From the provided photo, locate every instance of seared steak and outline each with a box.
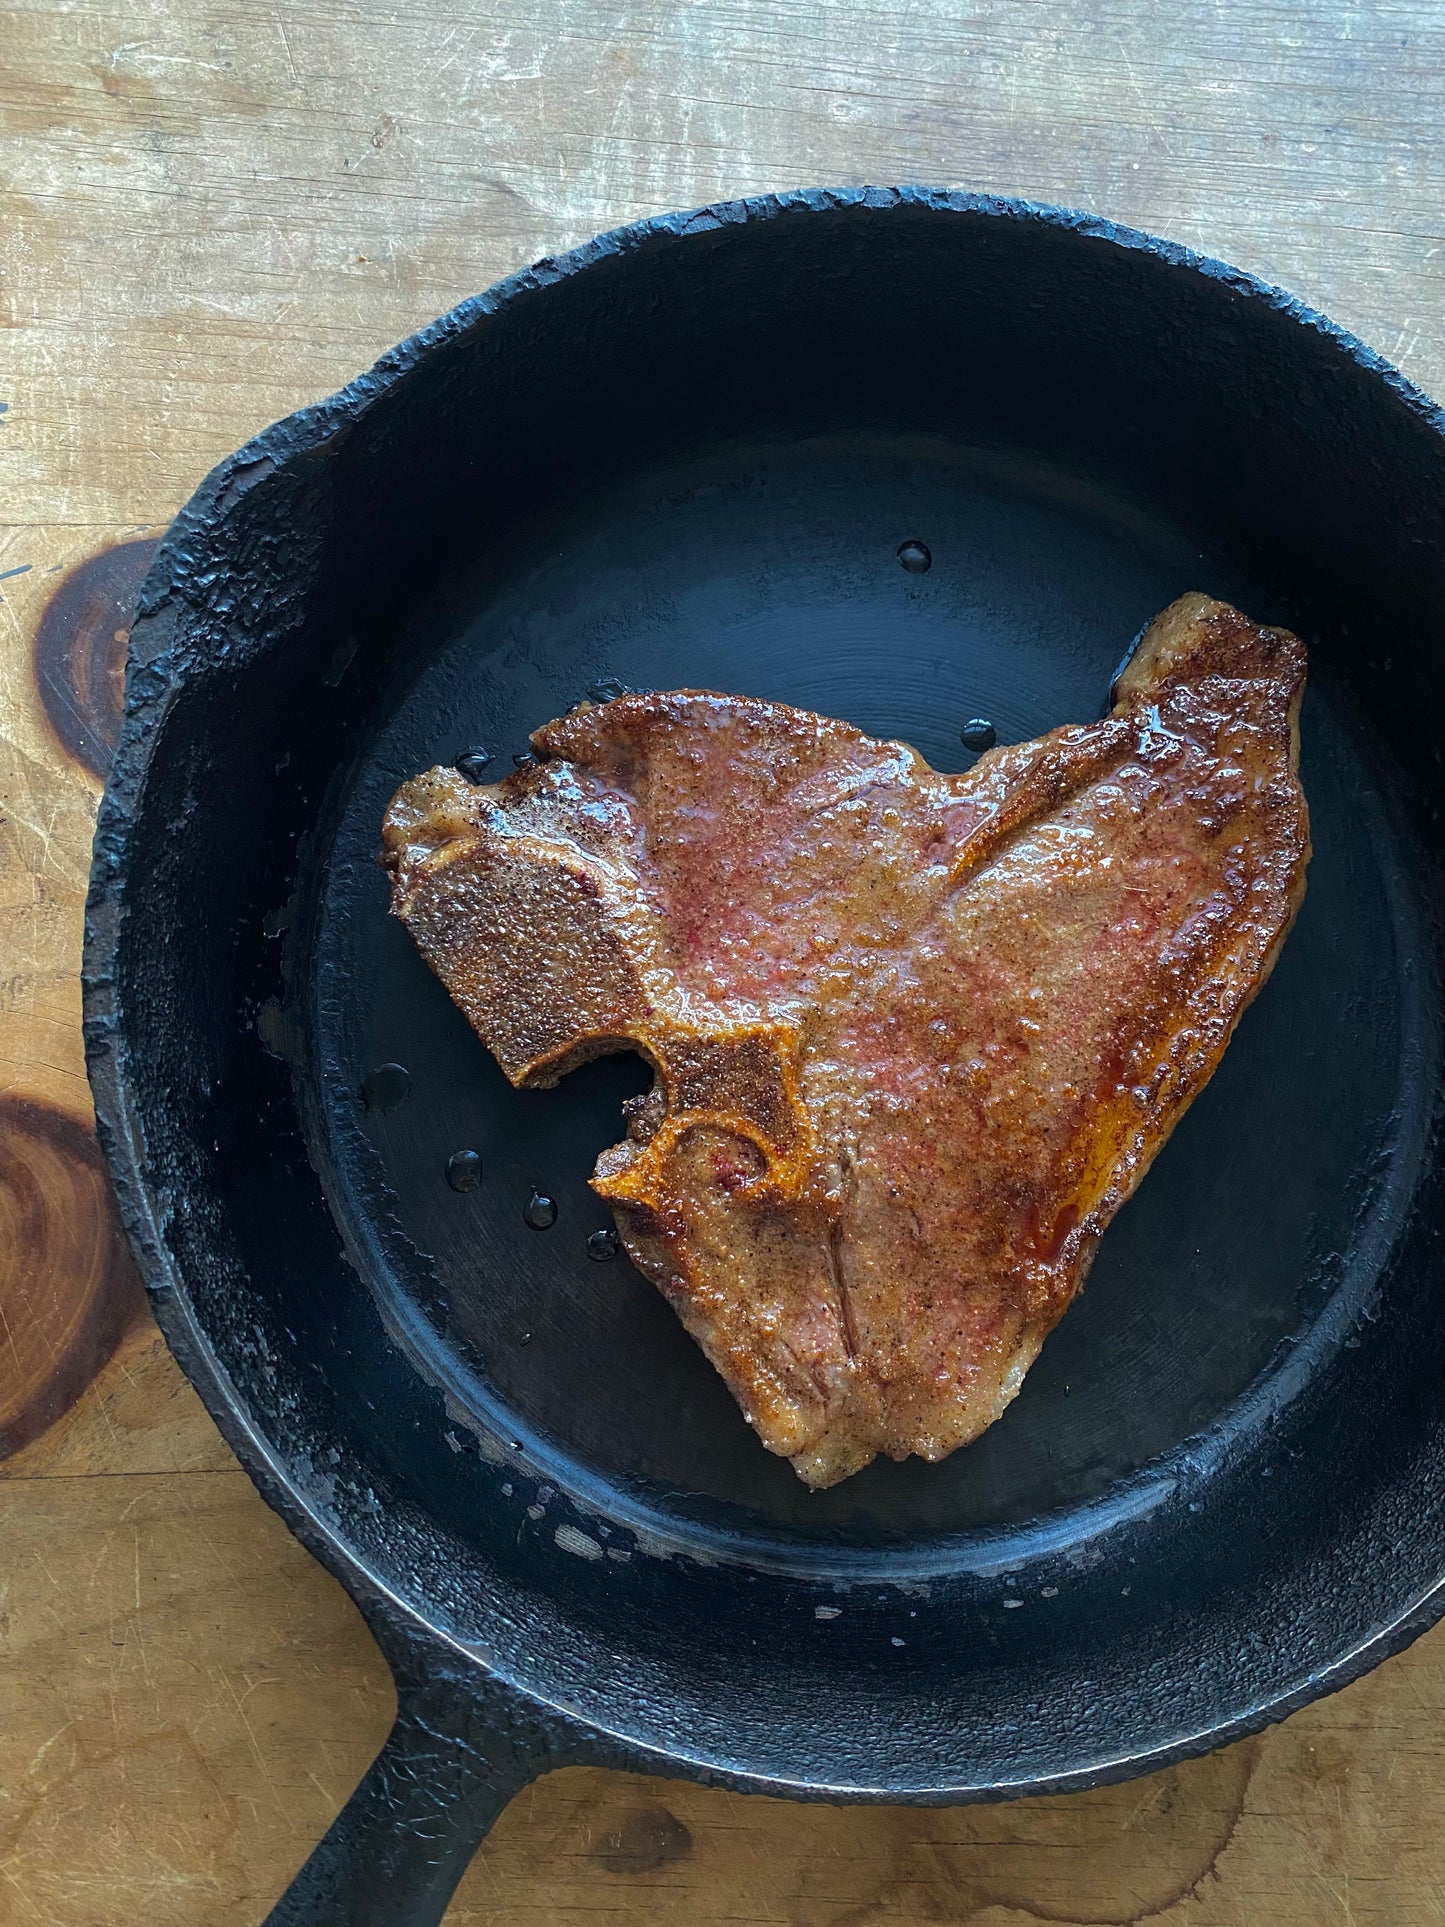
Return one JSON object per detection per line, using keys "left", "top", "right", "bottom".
{"left": 382, "top": 595, "right": 1309, "bottom": 1487}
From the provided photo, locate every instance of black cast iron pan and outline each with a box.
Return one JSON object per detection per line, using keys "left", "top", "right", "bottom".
{"left": 83, "top": 189, "right": 1445, "bottom": 1926}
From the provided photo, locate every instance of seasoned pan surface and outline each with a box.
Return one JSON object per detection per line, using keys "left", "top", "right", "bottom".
{"left": 325, "top": 436, "right": 1423, "bottom": 1547}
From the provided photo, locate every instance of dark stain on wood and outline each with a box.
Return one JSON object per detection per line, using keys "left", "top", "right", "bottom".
{"left": 594, "top": 1803, "right": 694, "bottom": 1875}
{"left": 33, "top": 537, "right": 160, "bottom": 779}
{"left": 0, "top": 1094, "right": 146, "bottom": 1458}
{"left": 763, "top": 1736, "right": 1261, "bottom": 1926}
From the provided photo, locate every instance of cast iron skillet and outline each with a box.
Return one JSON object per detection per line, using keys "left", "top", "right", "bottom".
{"left": 84, "top": 189, "right": 1445, "bottom": 1926}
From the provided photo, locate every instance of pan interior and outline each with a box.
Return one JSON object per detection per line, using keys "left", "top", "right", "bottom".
{"left": 307, "top": 423, "right": 1425, "bottom": 1553}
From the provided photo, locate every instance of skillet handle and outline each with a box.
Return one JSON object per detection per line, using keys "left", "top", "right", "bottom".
{"left": 262, "top": 1666, "right": 546, "bottom": 1927}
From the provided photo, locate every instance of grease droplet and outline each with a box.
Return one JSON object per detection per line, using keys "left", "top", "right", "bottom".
{"left": 588, "top": 676, "right": 631, "bottom": 703}
{"left": 587, "top": 1226, "right": 620, "bottom": 1261}
{"left": 454, "top": 747, "right": 494, "bottom": 782}
{"left": 513, "top": 750, "right": 539, "bottom": 769}
{"left": 446, "top": 1149, "right": 482, "bottom": 1192}
{"left": 897, "top": 539, "right": 932, "bottom": 574}
{"left": 960, "top": 717, "right": 997, "bottom": 751}
{"left": 361, "top": 1063, "right": 410, "bottom": 1113}
{"left": 524, "top": 1190, "right": 558, "bottom": 1230}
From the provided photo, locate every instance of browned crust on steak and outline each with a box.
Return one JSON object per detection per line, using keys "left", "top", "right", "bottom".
{"left": 382, "top": 594, "right": 1309, "bottom": 1487}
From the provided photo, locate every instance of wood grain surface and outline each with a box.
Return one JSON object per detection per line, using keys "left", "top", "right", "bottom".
{"left": 4, "top": 2, "right": 1445, "bottom": 1921}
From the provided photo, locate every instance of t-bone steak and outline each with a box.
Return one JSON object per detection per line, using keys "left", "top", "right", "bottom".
{"left": 381, "top": 594, "right": 1309, "bottom": 1487}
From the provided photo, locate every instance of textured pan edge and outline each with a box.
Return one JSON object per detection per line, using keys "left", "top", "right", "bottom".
{"left": 82, "top": 185, "right": 1445, "bottom": 1801}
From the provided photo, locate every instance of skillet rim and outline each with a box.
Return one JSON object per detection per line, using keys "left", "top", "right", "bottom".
{"left": 82, "top": 183, "right": 1445, "bottom": 1802}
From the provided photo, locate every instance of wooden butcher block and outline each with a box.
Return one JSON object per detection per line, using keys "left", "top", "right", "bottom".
{"left": 4, "top": 2, "right": 1445, "bottom": 1919}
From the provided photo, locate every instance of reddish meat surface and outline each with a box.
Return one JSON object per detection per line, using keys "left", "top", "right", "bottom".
{"left": 382, "top": 594, "right": 1309, "bottom": 1487}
